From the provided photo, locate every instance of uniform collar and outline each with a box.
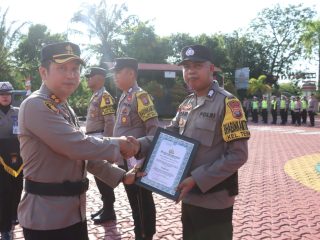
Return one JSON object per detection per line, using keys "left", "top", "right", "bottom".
{"left": 94, "top": 86, "right": 105, "bottom": 95}
{"left": 39, "top": 84, "right": 63, "bottom": 104}
{"left": 125, "top": 82, "right": 139, "bottom": 94}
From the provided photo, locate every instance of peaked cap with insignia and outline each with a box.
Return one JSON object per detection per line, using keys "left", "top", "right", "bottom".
{"left": 178, "top": 44, "right": 213, "bottom": 65}
{"left": 41, "top": 42, "right": 85, "bottom": 65}
{"left": 85, "top": 67, "right": 107, "bottom": 78}
{"left": 110, "top": 57, "right": 138, "bottom": 72}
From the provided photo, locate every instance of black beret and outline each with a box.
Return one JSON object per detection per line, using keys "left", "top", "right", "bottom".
{"left": 110, "top": 57, "right": 138, "bottom": 72}
{"left": 41, "top": 42, "right": 85, "bottom": 65}
{"left": 0, "top": 81, "right": 13, "bottom": 94}
{"left": 85, "top": 67, "right": 107, "bottom": 78}
{"left": 178, "top": 44, "right": 213, "bottom": 65}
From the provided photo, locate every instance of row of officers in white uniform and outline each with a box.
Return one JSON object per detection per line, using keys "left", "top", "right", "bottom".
{"left": 242, "top": 95, "right": 318, "bottom": 126}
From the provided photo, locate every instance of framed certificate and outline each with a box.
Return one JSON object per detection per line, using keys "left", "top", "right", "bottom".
{"left": 136, "top": 128, "right": 199, "bottom": 200}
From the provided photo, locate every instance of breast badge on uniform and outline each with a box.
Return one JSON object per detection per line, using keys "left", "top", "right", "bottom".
{"left": 136, "top": 91, "right": 158, "bottom": 122}
{"left": 127, "top": 94, "right": 133, "bottom": 102}
{"left": 44, "top": 100, "right": 59, "bottom": 114}
{"left": 121, "top": 115, "right": 129, "bottom": 125}
{"left": 222, "top": 97, "right": 250, "bottom": 142}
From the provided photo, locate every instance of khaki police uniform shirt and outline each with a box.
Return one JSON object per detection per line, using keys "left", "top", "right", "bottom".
{"left": 113, "top": 83, "right": 159, "bottom": 165}
{"left": 86, "top": 87, "right": 115, "bottom": 136}
{"left": 18, "top": 84, "right": 125, "bottom": 230}
{"left": 139, "top": 81, "right": 249, "bottom": 209}
{"left": 308, "top": 98, "right": 318, "bottom": 112}
{"left": 0, "top": 105, "right": 19, "bottom": 138}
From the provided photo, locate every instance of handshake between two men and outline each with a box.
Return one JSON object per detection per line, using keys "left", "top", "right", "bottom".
{"left": 117, "top": 136, "right": 145, "bottom": 184}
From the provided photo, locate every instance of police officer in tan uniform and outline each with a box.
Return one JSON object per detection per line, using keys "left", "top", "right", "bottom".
{"left": 85, "top": 66, "right": 117, "bottom": 224}
{"left": 0, "top": 82, "right": 23, "bottom": 240}
{"left": 112, "top": 58, "right": 159, "bottom": 240}
{"left": 17, "top": 42, "right": 142, "bottom": 240}
{"left": 135, "top": 45, "right": 250, "bottom": 240}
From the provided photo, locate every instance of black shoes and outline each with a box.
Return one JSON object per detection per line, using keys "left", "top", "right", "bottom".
{"left": 92, "top": 209, "right": 116, "bottom": 224}
{"left": 90, "top": 208, "right": 103, "bottom": 219}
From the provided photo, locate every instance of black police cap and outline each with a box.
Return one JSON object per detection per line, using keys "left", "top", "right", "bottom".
{"left": 178, "top": 44, "right": 213, "bottom": 65}
{"left": 85, "top": 67, "right": 107, "bottom": 78}
{"left": 110, "top": 57, "right": 138, "bottom": 72}
{"left": 41, "top": 42, "right": 85, "bottom": 65}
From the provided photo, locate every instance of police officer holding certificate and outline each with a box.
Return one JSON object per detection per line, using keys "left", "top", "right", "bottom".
{"left": 134, "top": 45, "right": 250, "bottom": 240}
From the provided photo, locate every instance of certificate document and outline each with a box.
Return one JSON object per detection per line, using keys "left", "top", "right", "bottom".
{"left": 136, "top": 128, "right": 199, "bottom": 200}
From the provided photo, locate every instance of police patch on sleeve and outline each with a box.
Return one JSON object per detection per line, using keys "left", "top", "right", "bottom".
{"left": 222, "top": 97, "right": 250, "bottom": 142}
{"left": 136, "top": 91, "right": 158, "bottom": 122}
{"left": 100, "top": 93, "right": 115, "bottom": 116}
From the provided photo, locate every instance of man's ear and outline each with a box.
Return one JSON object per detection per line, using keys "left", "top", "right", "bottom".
{"left": 210, "top": 63, "right": 215, "bottom": 72}
{"left": 39, "top": 66, "right": 48, "bottom": 80}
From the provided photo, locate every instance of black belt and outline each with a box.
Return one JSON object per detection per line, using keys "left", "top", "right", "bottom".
{"left": 190, "top": 172, "right": 238, "bottom": 196}
{"left": 25, "top": 178, "right": 89, "bottom": 196}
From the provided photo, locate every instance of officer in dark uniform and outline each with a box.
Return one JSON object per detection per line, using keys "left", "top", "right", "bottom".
{"left": 112, "top": 58, "right": 159, "bottom": 240}
{"left": 135, "top": 45, "right": 250, "bottom": 240}
{"left": 0, "top": 82, "right": 23, "bottom": 240}
{"left": 85, "top": 67, "right": 117, "bottom": 224}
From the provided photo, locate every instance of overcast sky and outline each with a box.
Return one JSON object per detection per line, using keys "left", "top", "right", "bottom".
{"left": 2, "top": 0, "right": 320, "bottom": 36}
{"left": 2, "top": 0, "right": 319, "bottom": 74}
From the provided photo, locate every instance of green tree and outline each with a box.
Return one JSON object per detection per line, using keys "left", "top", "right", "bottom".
{"left": 301, "top": 19, "right": 320, "bottom": 89}
{"left": 70, "top": 0, "right": 139, "bottom": 63}
{"left": 0, "top": 7, "right": 27, "bottom": 88}
{"left": 248, "top": 75, "right": 272, "bottom": 98}
{"left": 249, "top": 4, "right": 315, "bottom": 77}
{"left": 121, "top": 22, "right": 170, "bottom": 63}
{"left": 14, "top": 24, "right": 66, "bottom": 90}
{"left": 166, "top": 33, "right": 195, "bottom": 63}
{"left": 223, "top": 31, "right": 269, "bottom": 80}
{"left": 196, "top": 33, "right": 227, "bottom": 68}
{"left": 279, "top": 82, "right": 300, "bottom": 96}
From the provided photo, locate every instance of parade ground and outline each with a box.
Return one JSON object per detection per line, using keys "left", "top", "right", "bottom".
{"left": 12, "top": 119, "right": 320, "bottom": 240}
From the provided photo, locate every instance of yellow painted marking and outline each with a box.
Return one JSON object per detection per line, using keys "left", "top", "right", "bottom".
{"left": 284, "top": 153, "right": 320, "bottom": 192}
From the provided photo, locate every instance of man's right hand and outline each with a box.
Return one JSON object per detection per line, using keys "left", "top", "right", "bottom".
{"left": 118, "top": 136, "right": 140, "bottom": 159}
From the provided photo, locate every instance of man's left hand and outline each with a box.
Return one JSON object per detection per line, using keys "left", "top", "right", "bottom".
{"left": 176, "top": 177, "right": 196, "bottom": 203}
{"left": 122, "top": 167, "right": 146, "bottom": 185}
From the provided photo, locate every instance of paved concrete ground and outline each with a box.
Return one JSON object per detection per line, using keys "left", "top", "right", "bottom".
{"left": 12, "top": 119, "right": 320, "bottom": 239}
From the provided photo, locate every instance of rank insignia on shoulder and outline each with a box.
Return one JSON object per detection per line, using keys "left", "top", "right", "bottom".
{"left": 207, "top": 89, "right": 215, "bottom": 98}
{"left": 222, "top": 97, "right": 250, "bottom": 142}
{"left": 50, "top": 94, "right": 61, "bottom": 103}
{"left": 44, "top": 101, "right": 59, "bottom": 114}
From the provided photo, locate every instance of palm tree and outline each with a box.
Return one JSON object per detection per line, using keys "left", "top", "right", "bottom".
{"left": 248, "top": 75, "right": 272, "bottom": 98}
{"left": 301, "top": 20, "right": 320, "bottom": 89}
{"left": 70, "top": 0, "right": 139, "bottom": 63}
{"left": 0, "top": 7, "right": 27, "bottom": 86}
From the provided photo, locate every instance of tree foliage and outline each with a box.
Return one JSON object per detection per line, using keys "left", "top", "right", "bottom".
{"left": 14, "top": 24, "right": 66, "bottom": 90}
{"left": 300, "top": 19, "right": 320, "bottom": 89}
{"left": 121, "top": 22, "right": 170, "bottom": 63}
{"left": 248, "top": 75, "right": 272, "bottom": 97}
{"left": 249, "top": 4, "right": 316, "bottom": 77}
{"left": 0, "top": 7, "right": 27, "bottom": 88}
{"left": 70, "top": 0, "right": 139, "bottom": 63}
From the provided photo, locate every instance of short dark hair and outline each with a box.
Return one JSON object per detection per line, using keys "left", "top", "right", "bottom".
{"left": 41, "top": 59, "right": 52, "bottom": 70}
